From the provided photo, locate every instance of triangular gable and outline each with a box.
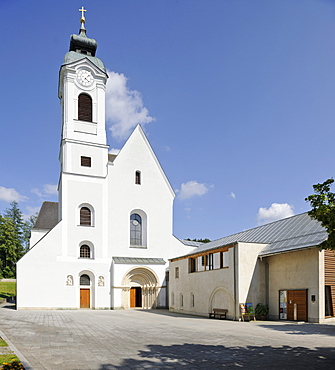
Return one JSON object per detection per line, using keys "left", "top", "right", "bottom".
{"left": 112, "top": 125, "right": 175, "bottom": 197}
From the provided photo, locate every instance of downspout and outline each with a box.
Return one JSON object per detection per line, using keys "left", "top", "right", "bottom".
{"left": 265, "top": 260, "right": 269, "bottom": 307}
{"left": 233, "top": 243, "right": 238, "bottom": 320}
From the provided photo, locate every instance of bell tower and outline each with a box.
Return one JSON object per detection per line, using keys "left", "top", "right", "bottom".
{"left": 57, "top": 8, "right": 109, "bottom": 256}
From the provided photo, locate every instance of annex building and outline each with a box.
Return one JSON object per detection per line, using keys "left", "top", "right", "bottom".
{"left": 17, "top": 13, "right": 335, "bottom": 323}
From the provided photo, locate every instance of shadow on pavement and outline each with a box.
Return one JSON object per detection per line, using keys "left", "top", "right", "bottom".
{"left": 259, "top": 323, "right": 335, "bottom": 337}
{"left": 99, "top": 343, "right": 335, "bottom": 369}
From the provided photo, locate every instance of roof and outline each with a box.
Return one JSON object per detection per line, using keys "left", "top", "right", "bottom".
{"left": 33, "top": 202, "right": 58, "bottom": 230}
{"left": 113, "top": 257, "right": 166, "bottom": 265}
{"left": 179, "top": 212, "right": 327, "bottom": 258}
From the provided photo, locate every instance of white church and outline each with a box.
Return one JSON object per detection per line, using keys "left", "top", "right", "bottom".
{"left": 16, "top": 13, "right": 196, "bottom": 310}
{"left": 17, "top": 12, "right": 335, "bottom": 322}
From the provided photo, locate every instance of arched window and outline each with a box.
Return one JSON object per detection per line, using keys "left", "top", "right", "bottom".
{"left": 130, "top": 213, "right": 142, "bottom": 246}
{"left": 78, "top": 93, "right": 92, "bottom": 122}
{"left": 80, "top": 245, "right": 91, "bottom": 258}
{"left": 80, "top": 207, "right": 91, "bottom": 226}
{"left": 80, "top": 274, "right": 90, "bottom": 286}
{"left": 135, "top": 171, "right": 141, "bottom": 185}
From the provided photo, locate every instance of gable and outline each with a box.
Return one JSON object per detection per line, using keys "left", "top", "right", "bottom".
{"left": 110, "top": 125, "right": 175, "bottom": 197}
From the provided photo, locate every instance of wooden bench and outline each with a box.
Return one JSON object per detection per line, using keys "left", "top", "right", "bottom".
{"left": 209, "top": 308, "right": 228, "bottom": 319}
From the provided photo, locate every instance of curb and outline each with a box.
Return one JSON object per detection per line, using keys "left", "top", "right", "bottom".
{"left": 0, "top": 329, "right": 34, "bottom": 370}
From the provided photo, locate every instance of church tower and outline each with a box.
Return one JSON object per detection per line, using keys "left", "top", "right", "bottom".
{"left": 57, "top": 9, "right": 109, "bottom": 257}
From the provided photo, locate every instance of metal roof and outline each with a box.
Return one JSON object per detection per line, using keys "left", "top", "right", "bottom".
{"left": 112, "top": 257, "right": 166, "bottom": 265}
{"left": 181, "top": 212, "right": 327, "bottom": 258}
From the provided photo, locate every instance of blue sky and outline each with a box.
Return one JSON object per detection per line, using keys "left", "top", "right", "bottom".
{"left": 1, "top": 0, "right": 334, "bottom": 241}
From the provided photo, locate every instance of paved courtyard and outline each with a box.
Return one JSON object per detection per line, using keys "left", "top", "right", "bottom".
{"left": 0, "top": 304, "right": 335, "bottom": 369}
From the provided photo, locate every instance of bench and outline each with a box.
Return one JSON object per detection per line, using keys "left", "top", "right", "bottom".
{"left": 209, "top": 308, "right": 228, "bottom": 319}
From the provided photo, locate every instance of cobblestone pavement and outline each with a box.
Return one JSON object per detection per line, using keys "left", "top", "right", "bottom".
{"left": 0, "top": 304, "right": 335, "bottom": 369}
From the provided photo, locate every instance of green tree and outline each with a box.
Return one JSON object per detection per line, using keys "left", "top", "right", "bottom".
{"left": 3, "top": 201, "right": 25, "bottom": 258}
{"left": 186, "top": 238, "right": 211, "bottom": 243}
{"left": 305, "top": 178, "right": 335, "bottom": 250}
{"left": 22, "top": 214, "right": 38, "bottom": 251}
{"left": 0, "top": 216, "right": 19, "bottom": 278}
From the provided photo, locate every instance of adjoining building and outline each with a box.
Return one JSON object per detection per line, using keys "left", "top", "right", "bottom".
{"left": 169, "top": 212, "right": 335, "bottom": 323}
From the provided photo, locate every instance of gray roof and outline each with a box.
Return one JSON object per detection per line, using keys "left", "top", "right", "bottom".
{"left": 63, "top": 51, "right": 106, "bottom": 73}
{"left": 113, "top": 257, "right": 166, "bottom": 265}
{"left": 33, "top": 202, "right": 59, "bottom": 230}
{"left": 182, "top": 213, "right": 327, "bottom": 258}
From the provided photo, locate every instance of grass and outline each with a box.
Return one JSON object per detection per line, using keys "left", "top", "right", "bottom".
{"left": 0, "top": 282, "right": 16, "bottom": 300}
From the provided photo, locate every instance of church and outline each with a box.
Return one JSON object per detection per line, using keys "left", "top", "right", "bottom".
{"left": 16, "top": 12, "right": 196, "bottom": 310}
{"left": 17, "top": 11, "right": 335, "bottom": 323}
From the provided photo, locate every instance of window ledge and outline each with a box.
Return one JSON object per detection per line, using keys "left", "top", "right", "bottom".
{"left": 129, "top": 245, "right": 147, "bottom": 249}
{"left": 77, "top": 225, "right": 94, "bottom": 227}
{"left": 78, "top": 257, "right": 94, "bottom": 260}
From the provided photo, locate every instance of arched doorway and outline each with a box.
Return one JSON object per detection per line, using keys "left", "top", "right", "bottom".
{"left": 121, "top": 267, "right": 159, "bottom": 309}
{"left": 79, "top": 271, "right": 94, "bottom": 308}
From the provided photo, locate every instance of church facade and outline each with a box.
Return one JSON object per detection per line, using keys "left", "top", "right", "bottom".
{"left": 16, "top": 17, "right": 195, "bottom": 310}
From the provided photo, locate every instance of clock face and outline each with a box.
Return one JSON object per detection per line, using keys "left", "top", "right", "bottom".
{"left": 77, "top": 69, "right": 93, "bottom": 87}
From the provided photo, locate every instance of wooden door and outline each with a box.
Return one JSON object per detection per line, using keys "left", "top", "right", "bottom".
{"left": 130, "top": 287, "right": 136, "bottom": 308}
{"left": 80, "top": 289, "right": 90, "bottom": 308}
{"left": 287, "top": 290, "right": 307, "bottom": 321}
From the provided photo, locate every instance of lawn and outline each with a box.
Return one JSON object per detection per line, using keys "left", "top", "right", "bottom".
{"left": 0, "top": 282, "right": 16, "bottom": 300}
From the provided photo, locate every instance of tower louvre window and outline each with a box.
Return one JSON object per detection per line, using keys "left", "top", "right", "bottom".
{"left": 81, "top": 156, "right": 91, "bottom": 167}
{"left": 78, "top": 93, "right": 92, "bottom": 122}
{"left": 80, "top": 207, "right": 91, "bottom": 226}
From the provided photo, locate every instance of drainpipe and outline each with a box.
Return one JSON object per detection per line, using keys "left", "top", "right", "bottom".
{"left": 233, "top": 244, "right": 237, "bottom": 320}
{"left": 265, "top": 261, "right": 269, "bottom": 307}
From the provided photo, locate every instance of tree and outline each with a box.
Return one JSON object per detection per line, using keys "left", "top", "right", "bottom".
{"left": 3, "top": 201, "right": 25, "bottom": 258}
{"left": 186, "top": 238, "right": 211, "bottom": 243}
{"left": 305, "top": 178, "right": 335, "bottom": 250}
{"left": 22, "top": 214, "right": 38, "bottom": 251}
{"left": 0, "top": 202, "right": 36, "bottom": 277}
{"left": 0, "top": 216, "right": 19, "bottom": 278}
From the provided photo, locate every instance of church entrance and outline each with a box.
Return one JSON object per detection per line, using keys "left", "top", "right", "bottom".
{"left": 80, "top": 289, "right": 90, "bottom": 308}
{"left": 130, "top": 287, "right": 142, "bottom": 307}
{"left": 122, "top": 267, "right": 159, "bottom": 309}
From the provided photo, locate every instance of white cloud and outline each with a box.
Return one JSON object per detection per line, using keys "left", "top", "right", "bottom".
{"left": 230, "top": 192, "right": 236, "bottom": 199}
{"left": 32, "top": 184, "right": 58, "bottom": 198}
{"left": 257, "top": 203, "right": 294, "bottom": 224}
{"left": 105, "top": 71, "right": 155, "bottom": 140}
{"left": 109, "top": 148, "right": 120, "bottom": 155}
{"left": 178, "top": 181, "right": 212, "bottom": 200}
{"left": 0, "top": 186, "right": 27, "bottom": 202}
{"left": 22, "top": 206, "right": 41, "bottom": 220}
{"left": 43, "top": 184, "right": 58, "bottom": 195}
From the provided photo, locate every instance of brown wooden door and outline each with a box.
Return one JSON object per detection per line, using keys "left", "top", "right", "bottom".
{"left": 287, "top": 290, "right": 307, "bottom": 321}
{"left": 130, "top": 287, "right": 136, "bottom": 308}
{"left": 80, "top": 289, "right": 90, "bottom": 308}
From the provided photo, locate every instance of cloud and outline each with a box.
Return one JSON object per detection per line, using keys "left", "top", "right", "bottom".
{"left": 32, "top": 184, "right": 58, "bottom": 198}
{"left": 177, "top": 181, "right": 212, "bottom": 200}
{"left": 109, "top": 148, "right": 120, "bottom": 155}
{"left": 105, "top": 71, "right": 155, "bottom": 140}
{"left": 257, "top": 203, "right": 294, "bottom": 224}
{"left": 43, "top": 184, "right": 58, "bottom": 195}
{"left": 0, "top": 186, "right": 27, "bottom": 202}
{"left": 230, "top": 192, "right": 236, "bottom": 199}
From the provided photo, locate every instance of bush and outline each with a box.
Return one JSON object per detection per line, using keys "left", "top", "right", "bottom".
{"left": 2, "top": 359, "right": 24, "bottom": 369}
{"left": 255, "top": 303, "right": 269, "bottom": 316}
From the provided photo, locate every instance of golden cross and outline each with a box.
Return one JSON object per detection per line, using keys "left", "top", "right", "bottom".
{"left": 79, "top": 6, "right": 87, "bottom": 22}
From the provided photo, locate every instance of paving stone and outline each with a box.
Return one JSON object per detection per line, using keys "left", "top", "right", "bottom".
{"left": 0, "top": 306, "right": 335, "bottom": 369}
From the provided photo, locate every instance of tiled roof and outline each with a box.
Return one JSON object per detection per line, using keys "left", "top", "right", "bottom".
{"left": 33, "top": 202, "right": 59, "bottom": 230}
{"left": 182, "top": 212, "right": 327, "bottom": 258}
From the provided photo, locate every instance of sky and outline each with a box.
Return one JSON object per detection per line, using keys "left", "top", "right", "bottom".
{"left": 1, "top": 0, "right": 335, "bottom": 241}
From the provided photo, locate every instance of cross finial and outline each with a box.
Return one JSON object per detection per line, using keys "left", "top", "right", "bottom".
{"left": 79, "top": 6, "right": 87, "bottom": 25}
